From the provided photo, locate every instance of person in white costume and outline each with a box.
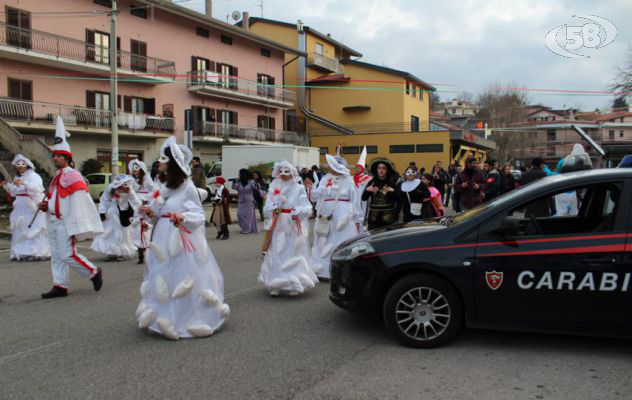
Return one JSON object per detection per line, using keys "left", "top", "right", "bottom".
{"left": 352, "top": 147, "right": 371, "bottom": 232}
{"left": 259, "top": 161, "right": 319, "bottom": 296}
{"left": 129, "top": 160, "right": 155, "bottom": 264}
{"left": 91, "top": 175, "right": 139, "bottom": 260}
{"left": 39, "top": 116, "right": 104, "bottom": 299}
{"left": 1, "top": 154, "right": 50, "bottom": 261}
{"left": 136, "top": 136, "right": 229, "bottom": 340}
{"left": 306, "top": 154, "right": 362, "bottom": 280}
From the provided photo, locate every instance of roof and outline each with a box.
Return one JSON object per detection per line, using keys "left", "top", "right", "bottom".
{"left": 238, "top": 17, "right": 362, "bottom": 57}
{"left": 340, "top": 59, "right": 436, "bottom": 91}
{"left": 579, "top": 111, "right": 632, "bottom": 122}
{"left": 138, "top": 0, "right": 305, "bottom": 56}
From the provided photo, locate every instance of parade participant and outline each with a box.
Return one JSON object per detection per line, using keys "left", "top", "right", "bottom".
{"left": 454, "top": 157, "right": 486, "bottom": 211}
{"left": 1, "top": 154, "right": 50, "bottom": 261}
{"left": 422, "top": 173, "right": 445, "bottom": 217}
{"left": 362, "top": 159, "right": 399, "bottom": 230}
{"left": 232, "top": 169, "right": 259, "bottom": 234}
{"left": 136, "top": 136, "right": 229, "bottom": 340}
{"left": 353, "top": 147, "right": 371, "bottom": 231}
{"left": 39, "top": 116, "right": 103, "bottom": 299}
{"left": 129, "top": 160, "right": 155, "bottom": 264}
{"left": 210, "top": 176, "right": 231, "bottom": 240}
{"left": 397, "top": 166, "right": 431, "bottom": 223}
{"left": 91, "top": 175, "right": 139, "bottom": 261}
{"left": 259, "top": 161, "right": 318, "bottom": 296}
{"left": 307, "top": 154, "right": 361, "bottom": 279}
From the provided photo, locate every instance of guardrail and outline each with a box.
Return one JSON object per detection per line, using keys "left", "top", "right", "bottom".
{"left": 0, "top": 98, "right": 174, "bottom": 132}
{"left": 0, "top": 22, "right": 176, "bottom": 77}
{"left": 188, "top": 70, "right": 296, "bottom": 104}
{"left": 199, "top": 121, "right": 309, "bottom": 145}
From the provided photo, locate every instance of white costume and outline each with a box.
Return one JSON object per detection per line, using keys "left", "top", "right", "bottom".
{"left": 46, "top": 116, "right": 103, "bottom": 292}
{"left": 259, "top": 161, "right": 318, "bottom": 296}
{"left": 137, "top": 136, "right": 228, "bottom": 340}
{"left": 311, "top": 155, "right": 362, "bottom": 279}
{"left": 3, "top": 155, "right": 50, "bottom": 260}
{"left": 91, "top": 175, "right": 139, "bottom": 259}
{"left": 128, "top": 160, "right": 155, "bottom": 250}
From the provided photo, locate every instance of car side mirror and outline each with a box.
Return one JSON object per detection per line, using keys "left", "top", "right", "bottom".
{"left": 494, "top": 216, "right": 520, "bottom": 236}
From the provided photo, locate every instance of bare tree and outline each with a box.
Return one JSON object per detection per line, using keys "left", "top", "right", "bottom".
{"left": 610, "top": 45, "right": 632, "bottom": 103}
{"left": 459, "top": 91, "right": 475, "bottom": 104}
{"left": 429, "top": 91, "right": 442, "bottom": 112}
{"left": 476, "top": 84, "right": 529, "bottom": 165}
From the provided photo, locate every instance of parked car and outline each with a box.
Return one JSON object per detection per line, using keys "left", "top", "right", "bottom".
{"left": 330, "top": 169, "right": 632, "bottom": 348}
{"left": 85, "top": 173, "right": 111, "bottom": 202}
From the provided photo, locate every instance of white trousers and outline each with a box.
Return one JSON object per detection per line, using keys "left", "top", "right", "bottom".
{"left": 48, "top": 217, "right": 98, "bottom": 289}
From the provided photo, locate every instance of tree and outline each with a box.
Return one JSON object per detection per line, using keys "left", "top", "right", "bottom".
{"left": 80, "top": 158, "right": 104, "bottom": 176}
{"left": 476, "top": 84, "right": 529, "bottom": 165}
{"left": 610, "top": 45, "right": 632, "bottom": 104}
{"left": 612, "top": 96, "right": 628, "bottom": 110}
{"left": 429, "top": 91, "right": 442, "bottom": 111}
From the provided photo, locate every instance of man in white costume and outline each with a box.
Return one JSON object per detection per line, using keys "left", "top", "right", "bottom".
{"left": 352, "top": 147, "right": 371, "bottom": 232}
{"left": 1, "top": 154, "right": 51, "bottom": 261}
{"left": 39, "top": 116, "right": 104, "bottom": 299}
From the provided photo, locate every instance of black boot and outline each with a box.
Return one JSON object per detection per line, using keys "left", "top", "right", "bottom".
{"left": 91, "top": 267, "right": 103, "bottom": 291}
{"left": 137, "top": 249, "right": 144, "bottom": 264}
{"left": 41, "top": 286, "right": 68, "bottom": 299}
{"left": 216, "top": 230, "right": 222, "bottom": 240}
{"left": 220, "top": 225, "right": 229, "bottom": 240}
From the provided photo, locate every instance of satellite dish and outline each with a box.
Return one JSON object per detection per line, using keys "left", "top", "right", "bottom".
{"left": 231, "top": 11, "right": 241, "bottom": 21}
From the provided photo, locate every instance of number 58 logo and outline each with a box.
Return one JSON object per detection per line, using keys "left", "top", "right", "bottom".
{"left": 545, "top": 15, "right": 617, "bottom": 58}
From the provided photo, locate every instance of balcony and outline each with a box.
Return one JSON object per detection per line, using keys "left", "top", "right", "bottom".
{"left": 187, "top": 71, "right": 295, "bottom": 109}
{"left": 0, "top": 98, "right": 174, "bottom": 137}
{"left": 307, "top": 53, "right": 342, "bottom": 74}
{"left": 0, "top": 22, "right": 176, "bottom": 84}
{"left": 194, "top": 121, "right": 309, "bottom": 146}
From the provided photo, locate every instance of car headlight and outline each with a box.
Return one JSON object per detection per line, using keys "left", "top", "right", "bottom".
{"left": 332, "top": 241, "right": 375, "bottom": 261}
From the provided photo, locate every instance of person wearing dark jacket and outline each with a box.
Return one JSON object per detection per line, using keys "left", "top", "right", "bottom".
{"left": 483, "top": 160, "right": 501, "bottom": 201}
{"left": 431, "top": 162, "right": 449, "bottom": 202}
{"left": 454, "top": 158, "right": 486, "bottom": 210}
{"left": 191, "top": 157, "right": 206, "bottom": 189}
{"left": 499, "top": 165, "right": 516, "bottom": 194}
{"left": 362, "top": 160, "right": 399, "bottom": 229}
{"left": 521, "top": 158, "right": 551, "bottom": 217}
{"left": 397, "top": 166, "right": 431, "bottom": 222}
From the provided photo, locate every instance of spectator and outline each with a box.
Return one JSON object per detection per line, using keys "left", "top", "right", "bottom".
{"left": 500, "top": 165, "right": 516, "bottom": 194}
{"left": 422, "top": 173, "right": 445, "bottom": 217}
{"left": 455, "top": 158, "right": 486, "bottom": 210}
{"left": 482, "top": 160, "right": 501, "bottom": 201}
{"left": 311, "top": 165, "right": 323, "bottom": 182}
{"left": 445, "top": 163, "right": 459, "bottom": 207}
{"left": 431, "top": 162, "right": 449, "bottom": 202}
{"left": 521, "top": 158, "right": 551, "bottom": 217}
{"left": 191, "top": 156, "right": 206, "bottom": 189}
{"left": 451, "top": 165, "right": 463, "bottom": 213}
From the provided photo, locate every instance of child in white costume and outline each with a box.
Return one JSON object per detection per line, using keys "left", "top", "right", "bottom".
{"left": 91, "top": 175, "right": 139, "bottom": 260}
{"left": 129, "top": 160, "right": 155, "bottom": 264}
{"left": 1, "top": 154, "right": 50, "bottom": 261}
{"left": 306, "top": 154, "right": 363, "bottom": 280}
{"left": 259, "top": 161, "right": 319, "bottom": 296}
{"left": 136, "top": 136, "right": 229, "bottom": 340}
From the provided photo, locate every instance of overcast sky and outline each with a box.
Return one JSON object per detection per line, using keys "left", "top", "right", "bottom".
{"left": 183, "top": 0, "right": 631, "bottom": 111}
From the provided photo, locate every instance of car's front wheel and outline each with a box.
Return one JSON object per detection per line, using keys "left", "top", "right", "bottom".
{"left": 383, "top": 274, "right": 462, "bottom": 348}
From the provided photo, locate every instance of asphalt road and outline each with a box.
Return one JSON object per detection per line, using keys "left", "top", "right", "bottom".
{"left": 1, "top": 223, "right": 631, "bottom": 400}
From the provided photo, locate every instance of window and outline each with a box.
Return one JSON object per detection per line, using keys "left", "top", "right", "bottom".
{"left": 416, "top": 144, "right": 443, "bottom": 153}
{"left": 319, "top": 147, "right": 328, "bottom": 155}
{"left": 419, "top": 91, "right": 423, "bottom": 102}
{"left": 122, "top": 96, "right": 155, "bottom": 115}
{"left": 94, "top": 0, "right": 112, "bottom": 6}
{"left": 130, "top": 39, "right": 147, "bottom": 72}
{"left": 609, "top": 130, "right": 615, "bottom": 140}
{"left": 314, "top": 43, "right": 324, "bottom": 55}
{"left": 217, "top": 109, "right": 237, "bottom": 125}
{"left": 257, "top": 74, "right": 275, "bottom": 98}
{"left": 478, "top": 181, "right": 623, "bottom": 240}
{"left": 220, "top": 35, "right": 233, "bottom": 45}
{"left": 217, "top": 64, "right": 238, "bottom": 89}
{"left": 85, "top": 30, "right": 110, "bottom": 64}
{"left": 341, "top": 146, "right": 360, "bottom": 154}
{"left": 546, "top": 129, "right": 556, "bottom": 142}
{"left": 411, "top": 115, "right": 420, "bottom": 132}
{"left": 8, "top": 78, "right": 32, "bottom": 101}
{"left": 260, "top": 48, "right": 271, "bottom": 57}
{"left": 257, "top": 116, "right": 275, "bottom": 130}
{"left": 390, "top": 145, "right": 415, "bottom": 153}
{"left": 620, "top": 130, "right": 624, "bottom": 138}
{"left": 191, "top": 57, "right": 213, "bottom": 85}
{"left": 86, "top": 174, "right": 105, "bottom": 185}
{"left": 130, "top": 4, "right": 147, "bottom": 18}
{"left": 406, "top": 81, "right": 410, "bottom": 95}
{"left": 452, "top": 108, "right": 456, "bottom": 114}
{"left": 412, "top": 84, "right": 416, "bottom": 98}
{"left": 6, "top": 7, "right": 31, "bottom": 49}
{"left": 366, "top": 146, "right": 378, "bottom": 154}
{"left": 196, "top": 26, "right": 210, "bottom": 38}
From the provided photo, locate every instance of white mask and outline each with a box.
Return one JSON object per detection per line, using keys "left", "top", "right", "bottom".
{"left": 279, "top": 168, "right": 292, "bottom": 176}
{"left": 16, "top": 161, "right": 28, "bottom": 168}
{"left": 133, "top": 165, "right": 140, "bottom": 171}
{"left": 158, "top": 155, "right": 170, "bottom": 164}
{"left": 405, "top": 169, "right": 416, "bottom": 177}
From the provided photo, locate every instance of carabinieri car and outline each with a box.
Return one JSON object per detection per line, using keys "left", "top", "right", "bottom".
{"left": 329, "top": 169, "right": 632, "bottom": 348}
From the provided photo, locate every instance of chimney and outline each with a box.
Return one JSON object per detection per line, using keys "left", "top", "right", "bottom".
{"left": 242, "top": 12, "right": 250, "bottom": 30}
{"left": 205, "top": 0, "right": 212, "bottom": 17}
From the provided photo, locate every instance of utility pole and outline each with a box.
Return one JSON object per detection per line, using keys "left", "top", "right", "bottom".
{"left": 109, "top": 0, "right": 119, "bottom": 174}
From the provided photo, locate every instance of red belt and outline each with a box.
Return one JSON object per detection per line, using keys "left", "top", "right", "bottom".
{"left": 325, "top": 198, "right": 349, "bottom": 202}
{"left": 16, "top": 194, "right": 30, "bottom": 197}
{"left": 279, "top": 209, "right": 292, "bottom": 213}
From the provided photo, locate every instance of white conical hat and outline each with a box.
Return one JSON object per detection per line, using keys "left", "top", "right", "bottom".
{"left": 160, "top": 136, "right": 191, "bottom": 176}
{"left": 356, "top": 146, "right": 367, "bottom": 168}
{"left": 53, "top": 116, "right": 72, "bottom": 157}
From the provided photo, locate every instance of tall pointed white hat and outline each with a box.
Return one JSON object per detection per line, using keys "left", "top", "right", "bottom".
{"left": 53, "top": 116, "right": 72, "bottom": 157}
{"left": 356, "top": 146, "right": 367, "bottom": 168}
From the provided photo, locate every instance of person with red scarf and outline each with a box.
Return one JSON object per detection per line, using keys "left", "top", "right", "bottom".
{"left": 38, "top": 117, "right": 104, "bottom": 299}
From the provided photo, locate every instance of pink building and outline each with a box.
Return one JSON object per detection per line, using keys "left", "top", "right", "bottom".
{"left": 0, "top": 0, "right": 305, "bottom": 171}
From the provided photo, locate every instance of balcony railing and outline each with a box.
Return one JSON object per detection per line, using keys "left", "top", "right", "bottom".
{"left": 0, "top": 98, "right": 174, "bottom": 133}
{"left": 187, "top": 70, "right": 296, "bottom": 105}
{"left": 0, "top": 21, "right": 176, "bottom": 78}
{"left": 198, "top": 121, "right": 309, "bottom": 146}
{"left": 307, "top": 52, "right": 342, "bottom": 73}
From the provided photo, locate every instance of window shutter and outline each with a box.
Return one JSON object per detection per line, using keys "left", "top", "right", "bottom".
{"left": 7, "top": 8, "right": 19, "bottom": 26}
{"left": 232, "top": 111, "right": 238, "bottom": 125}
{"left": 86, "top": 29, "right": 95, "bottom": 44}
{"left": 130, "top": 40, "right": 138, "bottom": 55}
{"left": 269, "top": 117, "right": 275, "bottom": 130}
{"left": 216, "top": 109, "right": 222, "bottom": 123}
{"left": 191, "top": 56, "right": 197, "bottom": 72}
{"left": 123, "top": 96, "right": 132, "bottom": 112}
{"left": 20, "top": 11, "right": 31, "bottom": 30}
{"left": 139, "top": 42, "right": 147, "bottom": 56}
{"left": 208, "top": 60, "right": 215, "bottom": 73}
{"left": 86, "top": 91, "right": 96, "bottom": 108}
{"left": 21, "top": 81, "right": 32, "bottom": 101}
{"left": 258, "top": 116, "right": 265, "bottom": 128}
{"left": 145, "top": 98, "right": 155, "bottom": 115}
{"left": 8, "top": 79, "right": 20, "bottom": 99}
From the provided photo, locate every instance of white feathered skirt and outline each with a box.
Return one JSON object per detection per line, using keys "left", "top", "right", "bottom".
{"left": 90, "top": 214, "right": 136, "bottom": 258}
{"left": 9, "top": 196, "right": 50, "bottom": 260}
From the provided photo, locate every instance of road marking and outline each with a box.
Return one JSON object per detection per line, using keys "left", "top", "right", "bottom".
{"left": 0, "top": 249, "right": 10, "bottom": 253}
{"left": 0, "top": 341, "right": 64, "bottom": 366}
{"left": 225, "top": 285, "right": 260, "bottom": 298}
